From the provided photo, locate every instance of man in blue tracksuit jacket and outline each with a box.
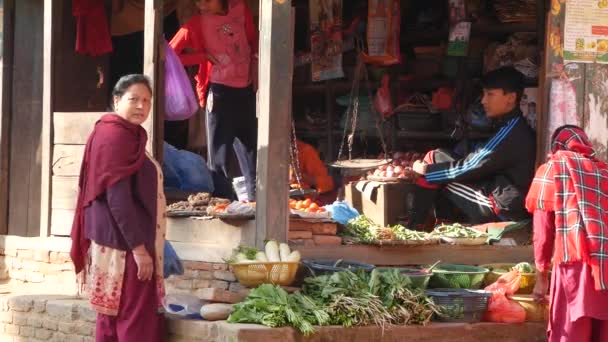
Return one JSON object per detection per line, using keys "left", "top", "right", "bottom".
{"left": 410, "top": 66, "right": 536, "bottom": 227}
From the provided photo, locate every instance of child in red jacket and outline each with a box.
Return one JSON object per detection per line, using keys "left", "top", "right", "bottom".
{"left": 170, "top": 0, "right": 258, "bottom": 201}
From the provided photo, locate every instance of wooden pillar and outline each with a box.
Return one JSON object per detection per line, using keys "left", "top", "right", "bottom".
{"left": 40, "top": 0, "right": 56, "bottom": 237}
{"left": 144, "top": 0, "right": 165, "bottom": 158}
{"left": 255, "top": 0, "right": 294, "bottom": 247}
{"left": 0, "top": 0, "right": 15, "bottom": 235}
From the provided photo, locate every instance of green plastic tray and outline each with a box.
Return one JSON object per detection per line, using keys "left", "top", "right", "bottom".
{"left": 429, "top": 264, "right": 489, "bottom": 289}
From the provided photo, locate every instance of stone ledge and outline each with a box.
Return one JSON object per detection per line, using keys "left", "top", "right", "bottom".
{"left": 167, "top": 319, "right": 547, "bottom": 342}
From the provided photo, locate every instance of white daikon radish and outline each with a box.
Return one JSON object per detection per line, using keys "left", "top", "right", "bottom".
{"left": 265, "top": 240, "right": 280, "bottom": 262}
{"left": 200, "top": 304, "right": 234, "bottom": 321}
{"left": 255, "top": 251, "right": 268, "bottom": 262}
{"left": 285, "top": 250, "right": 301, "bottom": 262}
{"left": 235, "top": 253, "right": 247, "bottom": 263}
{"left": 279, "top": 243, "right": 291, "bottom": 262}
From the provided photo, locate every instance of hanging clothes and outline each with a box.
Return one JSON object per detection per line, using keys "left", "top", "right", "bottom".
{"left": 73, "top": 0, "right": 113, "bottom": 56}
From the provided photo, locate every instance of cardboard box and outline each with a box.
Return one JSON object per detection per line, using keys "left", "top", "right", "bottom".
{"left": 345, "top": 181, "right": 416, "bottom": 227}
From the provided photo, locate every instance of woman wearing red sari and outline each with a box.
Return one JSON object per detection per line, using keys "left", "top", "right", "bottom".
{"left": 70, "top": 74, "right": 166, "bottom": 342}
{"left": 527, "top": 125, "right": 608, "bottom": 341}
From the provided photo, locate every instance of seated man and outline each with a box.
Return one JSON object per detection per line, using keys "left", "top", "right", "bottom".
{"left": 290, "top": 139, "right": 335, "bottom": 204}
{"left": 410, "top": 66, "right": 536, "bottom": 227}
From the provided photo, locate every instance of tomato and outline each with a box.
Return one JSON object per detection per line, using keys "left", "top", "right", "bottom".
{"left": 305, "top": 208, "right": 315, "bottom": 213}
{"left": 295, "top": 202, "right": 304, "bottom": 210}
{"left": 303, "top": 199, "right": 313, "bottom": 207}
{"left": 309, "top": 203, "right": 319, "bottom": 210}
{"left": 318, "top": 207, "right": 326, "bottom": 212}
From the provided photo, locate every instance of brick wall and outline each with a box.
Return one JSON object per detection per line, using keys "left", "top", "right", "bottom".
{"left": 0, "top": 295, "right": 95, "bottom": 342}
{"left": 164, "top": 261, "right": 246, "bottom": 296}
{"left": 0, "top": 249, "right": 76, "bottom": 295}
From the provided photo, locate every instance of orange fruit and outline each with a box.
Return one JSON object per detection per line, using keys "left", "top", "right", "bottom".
{"left": 303, "top": 199, "right": 313, "bottom": 207}
{"left": 305, "top": 208, "right": 315, "bottom": 213}
{"left": 309, "top": 203, "right": 319, "bottom": 210}
{"left": 295, "top": 202, "right": 304, "bottom": 210}
{"left": 318, "top": 207, "right": 326, "bottom": 212}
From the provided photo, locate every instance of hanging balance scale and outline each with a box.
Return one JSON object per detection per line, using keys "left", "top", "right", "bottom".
{"left": 330, "top": 54, "right": 391, "bottom": 170}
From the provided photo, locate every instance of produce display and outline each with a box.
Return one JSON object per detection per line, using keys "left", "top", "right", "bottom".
{"left": 367, "top": 151, "right": 423, "bottom": 181}
{"left": 289, "top": 198, "right": 326, "bottom": 213}
{"left": 228, "top": 241, "right": 301, "bottom": 264}
{"left": 431, "top": 223, "right": 487, "bottom": 238}
{"left": 227, "top": 242, "right": 302, "bottom": 287}
{"left": 343, "top": 215, "right": 436, "bottom": 245}
{"left": 167, "top": 192, "right": 223, "bottom": 212}
{"left": 207, "top": 200, "right": 256, "bottom": 217}
{"left": 228, "top": 269, "right": 441, "bottom": 335}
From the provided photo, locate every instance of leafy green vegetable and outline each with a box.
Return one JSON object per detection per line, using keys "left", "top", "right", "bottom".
{"left": 431, "top": 223, "right": 488, "bottom": 238}
{"left": 224, "top": 245, "right": 260, "bottom": 264}
{"left": 342, "top": 216, "right": 379, "bottom": 243}
{"left": 389, "top": 225, "right": 433, "bottom": 241}
{"left": 227, "top": 284, "right": 329, "bottom": 335}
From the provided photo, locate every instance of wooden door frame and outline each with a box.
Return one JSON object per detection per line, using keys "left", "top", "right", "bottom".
{"left": 144, "top": 0, "right": 165, "bottom": 160}
{"left": 0, "top": 0, "right": 15, "bottom": 235}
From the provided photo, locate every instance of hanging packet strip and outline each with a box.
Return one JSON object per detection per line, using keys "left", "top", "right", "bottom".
{"left": 309, "top": 0, "right": 345, "bottom": 81}
{"left": 363, "top": 0, "right": 401, "bottom": 66}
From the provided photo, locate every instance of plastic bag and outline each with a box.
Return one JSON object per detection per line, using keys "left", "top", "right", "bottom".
{"left": 163, "top": 241, "right": 184, "bottom": 279}
{"left": 484, "top": 292, "right": 526, "bottom": 323}
{"left": 162, "top": 294, "right": 203, "bottom": 318}
{"left": 324, "top": 201, "right": 360, "bottom": 225}
{"left": 483, "top": 270, "right": 526, "bottom": 323}
{"left": 374, "top": 74, "right": 394, "bottom": 117}
{"left": 162, "top": 142, "right": 214, "bottom": 192}
{"left": 165, "top": 40, "right": 198, "bottom": 121}
{"left": 485, "top": 269, "right": 521, "bottom": 296}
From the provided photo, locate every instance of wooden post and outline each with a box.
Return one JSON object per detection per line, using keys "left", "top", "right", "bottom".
{"left": 144, "top": 0, "right": 165, "bottom": 158}
{"left": 40, "top": 0, "right": 56, "bottom": 237}
{"left": 0, "top": 0, "right": 15, "bottom": 235}
{"left": 255, "top": 0, "right": 294, "bottom": 247}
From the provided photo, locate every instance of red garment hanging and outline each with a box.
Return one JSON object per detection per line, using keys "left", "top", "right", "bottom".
{"left": 73, "top": 0, "right": 113, "bottom": 56}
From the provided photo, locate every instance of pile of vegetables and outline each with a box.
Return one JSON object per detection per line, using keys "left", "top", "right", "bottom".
{"left": 228, "top": 241, "right": 301, "bottom": 264}
{"left": 431, "top": 223, "right": 488, "bottom": 239}
{"left": 342, "top": 216, "right": 433, "bottom": 244}
{"left": 228, "top": 269, "right": 441, "bottom": 335}
{"left": 228, "top": 285, "right": 329, "bottom": 335}
{"left": 289, "top": 198, "right": 327, "bottom": 213}
{"left": 368, "top": 151, "right": 423, "bottom": 179}
{"left": 513, "top": 262, "right": 535, "bottom": 273}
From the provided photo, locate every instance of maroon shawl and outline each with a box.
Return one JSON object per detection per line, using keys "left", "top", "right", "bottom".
{"left": 70, "top": 114, "right": 147, "bottom": 274}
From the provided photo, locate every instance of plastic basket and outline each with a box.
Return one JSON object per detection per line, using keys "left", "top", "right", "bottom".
{"left": 426, "top": 289, "right": 491, "bottom": 323}
{"left": 302, "top": 260, "right": 375, "bottom": 277}
{"left": 481, "top": 263, "right": 537, "bottom": 294}
{"left": 376, "top": 267, "right": 432, "bottom": 289}
{"left": 509, "top": 295, "right": 549, "bottom": 322}
{"left": 429, "top": 264, "right": 489, "bottom": 289}
{"left": 231, "top": 262, "right": 300, "bottom": 287}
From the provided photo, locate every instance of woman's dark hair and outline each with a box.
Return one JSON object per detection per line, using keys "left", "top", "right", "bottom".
{"left": 112, "top": 74, "right": 153, "bottom": 99}
{"left": 481, "top": 66, "right": 525, "bottom": 102}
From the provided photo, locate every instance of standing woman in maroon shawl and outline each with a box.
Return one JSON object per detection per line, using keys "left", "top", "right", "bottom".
{"left": 70, "top": 74, "right": 166, "bottom": 342}
{"left": 526, "top": 125, "right": 608, "bottom": 341}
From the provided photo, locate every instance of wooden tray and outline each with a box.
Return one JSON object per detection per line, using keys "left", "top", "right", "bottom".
{"left": 166, "top": 210, "right": 208, "bottom": 217}
{"left": 330, "top": 159, "right": 391, "bottom": 170}
{"left": 366, "top": 175, "right": 414, "bottom": 183}
{"left": 440, "top": 236, "right": 488, "bottom": 245}
{"left": 372, "top": 237, "right": 441, "bottom": 246}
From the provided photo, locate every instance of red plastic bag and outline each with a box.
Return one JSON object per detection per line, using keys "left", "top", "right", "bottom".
{"left": 483, "top": 270, "right": 526, "bottom": 323}
{"left": 374, "top": 74, "right": 393, "bottom": 117}
{"left": 484, "top": 292, "right": 526, "bottom": 323}
{"left": 485, "top": 269, "right": 521, "bottom": 296}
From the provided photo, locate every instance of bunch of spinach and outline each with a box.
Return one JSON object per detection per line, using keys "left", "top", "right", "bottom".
{"left": 227, "top": 284, "right": 329, "bottom": 335}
